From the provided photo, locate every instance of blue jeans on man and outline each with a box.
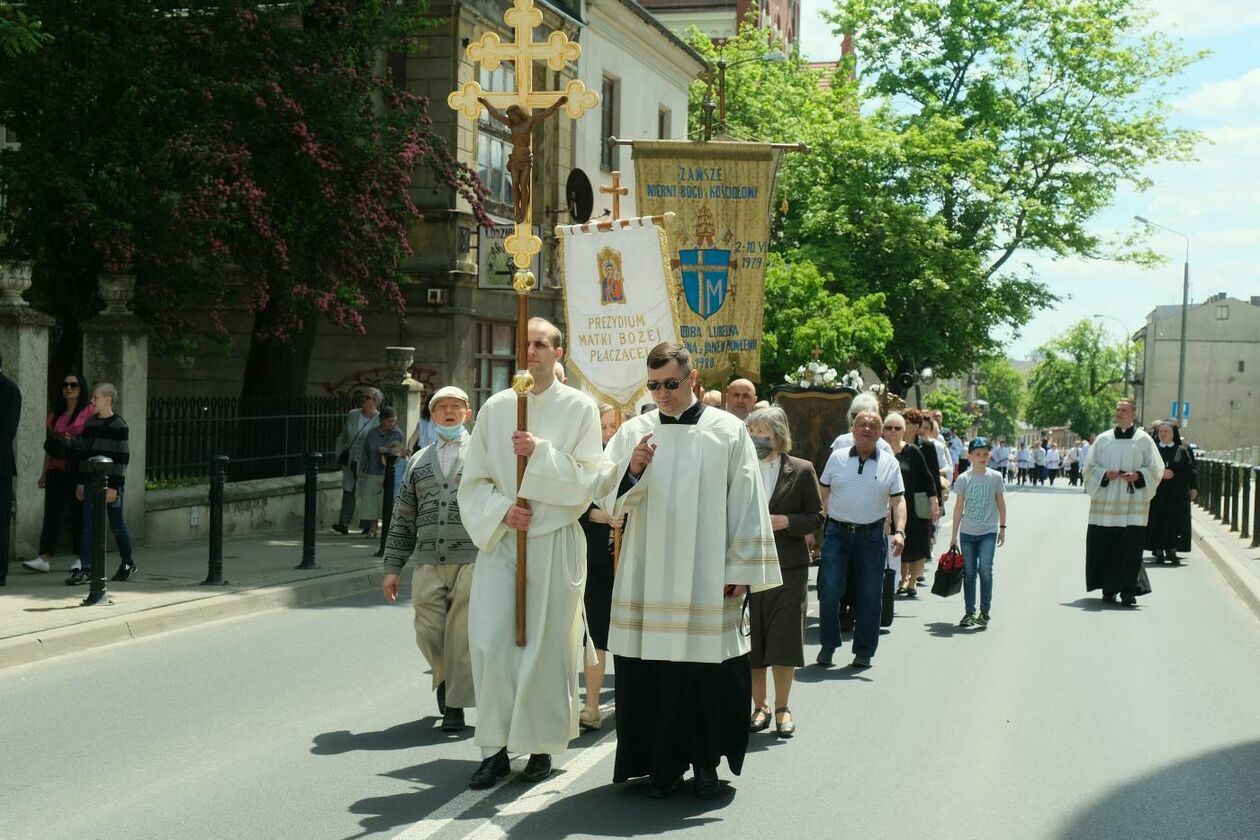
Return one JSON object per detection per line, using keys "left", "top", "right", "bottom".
{"left": 959, "top": 531, "right": 997, "bottom": 615}
{"left": 80, "top": 486, "right": 133, "bottom": 573}
{"left": 818, "top": 520, "right": 886, "bottom": 659}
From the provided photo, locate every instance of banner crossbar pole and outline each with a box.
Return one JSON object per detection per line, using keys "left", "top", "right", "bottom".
{"left": 609, "top": 136, "right": 809, "bottom": 153}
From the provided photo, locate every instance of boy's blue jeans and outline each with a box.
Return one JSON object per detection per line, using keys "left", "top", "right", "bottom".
{"left": 80, "top": 487, "right": 133, "bottom": 572}
{"left": 959, "top": 531, "right": 997, "bottom": 615}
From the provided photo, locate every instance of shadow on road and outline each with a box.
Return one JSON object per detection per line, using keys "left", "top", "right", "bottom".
{"left": 1057, "top": 739, "right": 1260, "bottom": 840}
{"left": 343, "top": 756, "right": 478, "bottom": 839}
{"left": 924, "top": 621, "right": 972, "bottom": 638}
{"left": 500, "top": 776, "right": 728, "bottom": 837}
{"left": 1059, "top": 597, "right": 1124, "bottom": 612}
{"left": 793, "top": 664, "right": 873, "bottom": 683}
{"left": 312, "top": 718, "right": 472, "bottom": 755}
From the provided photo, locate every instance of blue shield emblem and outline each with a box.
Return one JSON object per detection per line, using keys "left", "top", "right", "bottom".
{"left": 679, "top": 248, "right": 730, "bottom": 319}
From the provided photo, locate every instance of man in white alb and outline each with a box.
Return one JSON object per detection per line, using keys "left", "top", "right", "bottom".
{"left": 458, "top": 317, "right": 609, "bottom": 789}
{"left": 599, "top": 342, "right": 781, "bottom": 800}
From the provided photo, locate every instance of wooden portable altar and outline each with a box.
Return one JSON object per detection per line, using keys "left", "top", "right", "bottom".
{"left": 771, "top": 385, "right": 860, "bottom": 475}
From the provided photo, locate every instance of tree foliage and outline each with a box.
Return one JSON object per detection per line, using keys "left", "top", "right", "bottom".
{"left": 923, "top": 386, "right": 968, "bottom": 435}
{"left": 760, "top": 253, "right": 893, "bottom": 386}
{"left": 689, "top": 3, "right": 1200, "bottom": 392}
{"left": 976, "top": 356, "right": 1024, "bottom": 441}
{"left": 0, "top": 1, "right": 489, "bottom": 394}
{"left": 1025, "top": 320, "right": 1125, "bottom": 435}
{"left": 0, "top": 3, "right": 48, "bottom": 57}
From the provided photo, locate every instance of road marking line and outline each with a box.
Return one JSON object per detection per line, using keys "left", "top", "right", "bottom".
{"left": 390, "top": 712, "right": 617, "bottom": 840}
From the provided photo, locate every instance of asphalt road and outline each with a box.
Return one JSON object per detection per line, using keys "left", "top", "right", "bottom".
{"left": 4, "top": 484, "right": 1260, "bottom": 840}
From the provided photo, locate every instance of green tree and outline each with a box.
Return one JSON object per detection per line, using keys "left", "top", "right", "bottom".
{"left": 1025, "top": 320, "right": 1125, "bottom": 435}
{"left": 760, "top": 252, "right": 893, "bottom": 388}
{"left": 0, "top": 1, "right": 488, "bottom": 396}
{"left": 976, "top": 357, "right": 1024, "bottom": 441}
{"left": 0, "top": 3, "right": 48, "bottom": 57}
{"left": 923, "top": 387, "right": 968, "bottom": 435}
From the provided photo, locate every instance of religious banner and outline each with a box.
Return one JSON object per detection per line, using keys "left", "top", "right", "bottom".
{"left": 632, "top": 140, "right": 781, "bottom": 383}
{"left": 557, "top": 217, "right": 679, "bottom": 413}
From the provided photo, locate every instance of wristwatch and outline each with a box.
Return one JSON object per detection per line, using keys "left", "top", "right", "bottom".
{"left": 893, "top": 529, "right": 905, "bottom": 536}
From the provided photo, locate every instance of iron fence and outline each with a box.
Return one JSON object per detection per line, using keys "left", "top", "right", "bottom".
{"left": 146, "top": 395, "right": 359, "bottom": 482}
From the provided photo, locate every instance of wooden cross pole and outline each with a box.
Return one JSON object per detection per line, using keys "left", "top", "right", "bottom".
{"left": 811, "top": 345, "right": 824, "bottom": 361}
{"left": 448, "top": 0, "right": 599, "bottom": 647}
{"left": 600, "top": 171, "right": 629, "bottom": 222}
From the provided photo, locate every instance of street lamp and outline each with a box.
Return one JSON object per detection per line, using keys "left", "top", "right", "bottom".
{"left": 1092, "top": 313, "right": 1132, "bottom": 398}
{"left": 703, "top": 48, "right": 788, "bottom": 139}
{"left": 1135, "top": 215, "right": 1191, "bottom": 423}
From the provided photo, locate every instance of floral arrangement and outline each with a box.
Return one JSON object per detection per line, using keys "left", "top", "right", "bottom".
{"left": 786, "top": 361, "right": 838, "bottom": 388}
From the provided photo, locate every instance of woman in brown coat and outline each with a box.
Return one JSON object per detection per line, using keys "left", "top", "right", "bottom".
{"left": 747, "top": 406, "right": 825, "bottom": 738}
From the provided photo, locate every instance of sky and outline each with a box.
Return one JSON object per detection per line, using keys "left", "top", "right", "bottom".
{"left": 796, "top": 0, "right": 1260, "bottom": 360}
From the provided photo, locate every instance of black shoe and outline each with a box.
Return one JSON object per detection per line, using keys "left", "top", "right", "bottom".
{"left": 1101, "top": 591, "right": 1117, "bottom": 604}
{"left": 646, "top": 775, "right": 682, "bottom": 799}
{"left": 816, "top": 647, "right": 834, "bottom": 667}
{"left": 520, "top": 753, "right": 552, "bottom": 783}
{"left": 1168, "top": 555, "right": 1183, "bottom": 566}
{"left": 693, "top": 765, "right": 720, "bottom": 800}
{"left": 1121, "top": 593, "right": 1137, "bottom": 607}
{"left": 468, "top": 748, "right": 510, "bottom": 789}
{"left": 441, "top": 707, "right": 465, "bottom": 732}
{"left": 110, "top": 563, "right": 136, "bottom": 582}
{"left": 916, "top": 575, "right": 926, "bottom": 584}
{"left": 331, "top": 523, "right": 349, "bottom": 535}
{"left": 65, "top": 569, "right": 88, "bottom": 586}
{"left": 851, "top": 655, "right": 872, "bottom": 669}
{"left": 436, "top": 681, "right": 447, "bottom": 715}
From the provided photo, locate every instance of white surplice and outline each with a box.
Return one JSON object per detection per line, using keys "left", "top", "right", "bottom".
{"left": 458, "top": 380, "right": 609, "bottom": 755}
{"left": 1083, "top": 427, "right": 1163, "bottom": 526}
{"left": 598, "top": 406, "right": 782, "bottom": 664}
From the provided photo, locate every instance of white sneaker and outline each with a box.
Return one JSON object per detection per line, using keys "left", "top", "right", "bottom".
{"left": 22, "top": 557, "right": 51, "bottom": 573}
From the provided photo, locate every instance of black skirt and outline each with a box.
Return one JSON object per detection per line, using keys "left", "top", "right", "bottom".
{"left": 584, "top": 559, "right": 614, "bottom": 651}
{"left": 749, "top": 565, "right": 807, "bottom": 667}
{"left": 612, "top": 654, "right": 751, "bottom": 783}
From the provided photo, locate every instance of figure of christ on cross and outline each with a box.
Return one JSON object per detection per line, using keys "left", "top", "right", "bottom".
{"left": 479, "top": 96, "right": 569, "bottom": 224}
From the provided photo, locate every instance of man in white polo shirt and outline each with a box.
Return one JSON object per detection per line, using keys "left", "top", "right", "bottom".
{"left": 817, "top": 409, "right": 906, "bottom": 669}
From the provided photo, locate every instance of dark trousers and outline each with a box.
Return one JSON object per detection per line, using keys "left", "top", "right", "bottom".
{"left": 39, "top": 470, "right": 82, "bottom": 556}
{"left": 80, "top": 487, "right": 133, "bottom": 572}
{"left": 818, "top": 521, "right": 886, "bottom": 658}
{"left": 1, "top": 473, "right": 11, "bottom": 583}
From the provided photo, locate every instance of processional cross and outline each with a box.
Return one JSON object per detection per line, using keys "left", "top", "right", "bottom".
{"left": 448, "top": 0, "right": 599, "bottom": 646}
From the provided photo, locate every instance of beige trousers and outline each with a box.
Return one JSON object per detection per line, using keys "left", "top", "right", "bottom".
{"left": 411, "top": 563, "right": 475, "bottom": 709}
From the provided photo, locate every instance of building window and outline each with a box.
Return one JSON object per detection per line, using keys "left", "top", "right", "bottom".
{"left": 1216, "top": 305, "right": 1229, "bottom": 319}
{"left": 1240, "top": 360, "right": 1246, "bottom": 373}
{"left": 475, "top": 322, "right": 517, "bottom": 409}
{"left": 476, "top": 64, "right": 516, "bottom": 212}
{"left": 658, "top": 107, "right": 671, "bottom": 140}
{"left": 601, "top": 76, "right": 617, "bottom": 171}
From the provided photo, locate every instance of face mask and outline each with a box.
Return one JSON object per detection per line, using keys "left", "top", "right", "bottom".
{"left": 751, "top": 435, "right": 774, "bottom": 459}
{"left": 435, "top": 423, "right": 467, "bottom": 441}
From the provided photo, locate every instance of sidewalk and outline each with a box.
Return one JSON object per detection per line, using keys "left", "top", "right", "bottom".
{"left": 0, "top": 531, "right": 388, "bottom": 670}
{"left": 1192, "top": 505, "right": 1260, "bottom": 621}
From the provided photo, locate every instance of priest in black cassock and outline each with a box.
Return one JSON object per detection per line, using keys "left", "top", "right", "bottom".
{"left": 597, "top": 342, "right": 781, "bottom": 800}
{"left": 1082, "top": 399, "right": 1163, "bottom": 606}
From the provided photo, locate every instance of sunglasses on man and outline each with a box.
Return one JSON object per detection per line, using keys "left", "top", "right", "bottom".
{"left": 645, "top": 378, "right": 687, "bottom": 391}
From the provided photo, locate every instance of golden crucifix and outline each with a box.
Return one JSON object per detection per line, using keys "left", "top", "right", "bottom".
{"left": 448, "top": 0, "right": 599, "bottom": 647}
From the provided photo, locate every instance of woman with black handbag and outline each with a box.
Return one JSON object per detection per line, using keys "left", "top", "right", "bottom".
{"left": 887, "top": 410, "right": 937, "bottom": 597}
{"left": 22, "top": 372, "right": 93, "bottom": 574}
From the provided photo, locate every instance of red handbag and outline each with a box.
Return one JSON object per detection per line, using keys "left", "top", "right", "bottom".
{"left": 937, "top": 546, "right": 965, "bottom": 571}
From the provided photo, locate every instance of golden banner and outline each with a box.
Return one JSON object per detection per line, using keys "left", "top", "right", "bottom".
{"left": 632, "top": 140, "right": 780, "bottom": 384}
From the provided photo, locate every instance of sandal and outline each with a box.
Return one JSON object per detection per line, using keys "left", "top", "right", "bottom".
{"left": 749, "top": 705, "right": 772, "bottom": 733}
{"left": 774, "top": 707, "right": 795, "bottom": 738}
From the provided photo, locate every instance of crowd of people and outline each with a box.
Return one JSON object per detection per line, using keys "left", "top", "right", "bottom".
{"left": 367, "top": 323, "right": 1194, "bottom": 803}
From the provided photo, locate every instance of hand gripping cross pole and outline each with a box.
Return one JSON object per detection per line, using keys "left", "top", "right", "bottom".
{"left": 449, "top": 0, "right": 599, "bottom": 646}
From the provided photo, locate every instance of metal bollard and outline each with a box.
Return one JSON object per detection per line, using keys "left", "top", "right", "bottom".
{"left": 1214, "top": 461, "right": 1225, "bottom": 519}
{"left": 1230, "top": 464, "right": 1241, "bottom": 533}
{"left": 1241, "top": 466, "right": 1251, "bottom": 541}
{"left": 202, "top": 456, "right": 230, "bottom": 585}
{"left": 296, "top": 452, "right": 320, "bottom": 570}
{"left": 82, "top": 456, "right": 113, "bottom": 607}
{"left": 1252, "top": 467, "right": 1260, "bottom": 549}
{"left": 374, "top": 453, "right": 399, "bottom": 559}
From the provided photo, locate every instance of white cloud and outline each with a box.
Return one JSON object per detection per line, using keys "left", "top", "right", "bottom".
{"left": 1142, "top": 0, "right": 1260, "bottom": 38}
{"left": 1178, "top": 69, "right": 1260, "bottom": 119}
{"left": 798, "top": 0, "right": 841, "bottom": 62}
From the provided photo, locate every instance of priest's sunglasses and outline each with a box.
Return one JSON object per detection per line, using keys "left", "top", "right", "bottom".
{"left": 645, "top": 377, "right": 686, "bottom": 391}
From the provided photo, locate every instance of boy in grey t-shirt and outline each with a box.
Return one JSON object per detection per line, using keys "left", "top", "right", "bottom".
{"left": 949, "top": 438, "right": 1007, "bottom": 628}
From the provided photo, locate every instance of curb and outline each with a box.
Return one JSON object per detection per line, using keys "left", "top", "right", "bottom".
{"left": 0, "top": 568, "right": 385, "bottom": 671}
{"left": 1192, "top": 513, "right": 1260, "bottom": 623}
